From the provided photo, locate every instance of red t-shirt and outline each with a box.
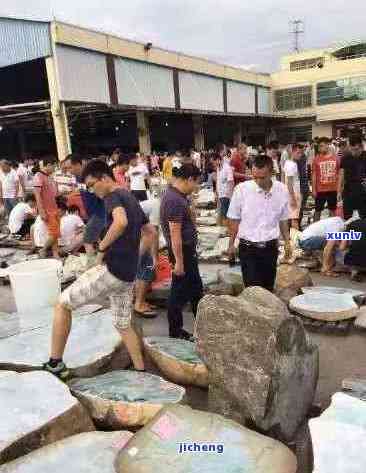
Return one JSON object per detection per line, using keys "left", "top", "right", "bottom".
{"left": 230, "top": 152, "right": 246, "bottom": 185}
{"left": 33, "top": 171, "right": 58, "bottom": 213}
{"left": 313, "top": 154, "right": 339, "bottom": 193}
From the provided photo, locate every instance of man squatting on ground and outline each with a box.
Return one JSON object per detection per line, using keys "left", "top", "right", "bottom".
{"left": 43, "top": 160, "right": 156, "bottom": 379}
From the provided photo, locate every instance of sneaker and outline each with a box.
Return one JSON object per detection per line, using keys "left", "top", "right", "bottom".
{"left": 171, "top": 329, "right": 195, "bottom": 343}
{"left": 43, "top": 361, "right": 70, "bottom": 381}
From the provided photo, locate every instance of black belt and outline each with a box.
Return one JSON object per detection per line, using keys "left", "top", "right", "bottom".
{"left": 239, "top": 238, "right": 278, "bottom": 249}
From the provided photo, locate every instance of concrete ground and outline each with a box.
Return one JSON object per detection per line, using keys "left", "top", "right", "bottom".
{"left": 0, "top": 264, "right": 365, "bottom": 411}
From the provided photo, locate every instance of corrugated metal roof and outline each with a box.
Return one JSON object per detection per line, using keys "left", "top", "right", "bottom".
{"left": 0, "top": 17, "right": 51, "bottom": 68}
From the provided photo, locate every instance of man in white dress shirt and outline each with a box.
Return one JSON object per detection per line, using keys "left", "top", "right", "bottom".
{"left": 227, "top": 154, "right": 292, "bottom": 291}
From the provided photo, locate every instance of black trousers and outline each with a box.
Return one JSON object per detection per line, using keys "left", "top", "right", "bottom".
{"left": 343, "top": 192, "right": 366, "bottom": 220}
{"left": 167, "top": 246, "right": 203, "bottom": 337}
{"left": 299, "top": 190, "right": 309, "bottom": 229}
{"left": 239, "top": 240, "right": 279, "bottom": 292}
{"left": 17, "top": 217, "right": 35, "bottom": 237}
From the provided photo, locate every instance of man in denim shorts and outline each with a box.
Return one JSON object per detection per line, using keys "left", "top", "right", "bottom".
{"left": 43, "top": 160, "right": 156, "bottom": 380}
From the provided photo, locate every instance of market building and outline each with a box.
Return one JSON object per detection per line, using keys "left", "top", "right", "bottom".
{"left": 0, "top": 16, "right": 272, "bottom": 160}
{"left": 271, "top": 41, "right": 366, "bottom": 142}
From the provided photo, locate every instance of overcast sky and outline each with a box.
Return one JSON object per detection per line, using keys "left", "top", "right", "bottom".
{"left": 1, "top": 0, "right": 366, "bottom": 72}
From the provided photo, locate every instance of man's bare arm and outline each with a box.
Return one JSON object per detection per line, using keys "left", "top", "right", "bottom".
{"left": 99, "top": 207, "right": 127, "bottom": 251}
{"left": 169, "top": 222, "right": 184, "bottom": 275}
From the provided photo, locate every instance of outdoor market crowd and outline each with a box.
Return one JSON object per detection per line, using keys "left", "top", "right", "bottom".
{"left": 0, "top": 132, "right": 365, "bottom": 380}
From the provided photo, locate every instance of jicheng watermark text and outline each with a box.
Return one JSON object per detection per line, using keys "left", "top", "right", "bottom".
{"left": 178, "top": 442, "right": 224, "bottom": 454}
{"left": 326, "top": 231, "right": 362, "bottom": 241}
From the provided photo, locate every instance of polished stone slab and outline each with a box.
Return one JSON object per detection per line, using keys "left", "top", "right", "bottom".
{"left": 0, "top": 431, "right": 133, "bottom": 473}
{"left": 290, "top": 293, "right": 359, "bottom": 321}
{"left": 0, "top": 371, "right": 94, "bottom": 465}
{"left": 0, "top": 310, "right": 121, "bottom": 377}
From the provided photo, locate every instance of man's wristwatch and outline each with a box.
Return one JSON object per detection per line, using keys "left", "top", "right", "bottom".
{"left": 98, "top": 246, "right": 107, "bottom": 253}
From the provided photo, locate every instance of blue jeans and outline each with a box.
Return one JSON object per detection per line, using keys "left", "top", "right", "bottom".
{"left": 299, "top": 236, "right": 326, "bottom": 251}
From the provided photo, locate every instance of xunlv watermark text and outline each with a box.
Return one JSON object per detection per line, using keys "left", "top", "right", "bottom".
{"left": 326, "top": 231, "right": 362, "bottom": 241}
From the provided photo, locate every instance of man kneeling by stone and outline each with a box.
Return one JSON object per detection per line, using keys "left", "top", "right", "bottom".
{"left": 44, "top": 159, "right": 156, "bottom": 379}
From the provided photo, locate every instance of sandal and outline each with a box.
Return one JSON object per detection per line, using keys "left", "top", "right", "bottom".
{"left": 321, "top": 270, "right": 340, "bottom": 278}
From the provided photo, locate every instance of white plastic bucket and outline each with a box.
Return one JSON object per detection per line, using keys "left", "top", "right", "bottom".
{"left": 8, "top": 259, "right": 63, "bottom": 313}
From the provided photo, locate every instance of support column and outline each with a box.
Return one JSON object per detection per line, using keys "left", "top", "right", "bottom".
{"left": 45, "top": 56, "right": 72, "bottom": 161}
{"left": 136, "top": 111, "right": 151, "bottom": 155}
{"left": 233, "top": 120, "right": 243, "bottom": 147}
{"left": 17, "top": 129, "right": 26, "bottom": 159}
{"left": 193, "top": 115, "right": 205, "bottom": 151}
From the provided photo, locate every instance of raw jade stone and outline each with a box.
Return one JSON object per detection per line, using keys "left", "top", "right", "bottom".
{"left": 0, "top": 371, "right": 94, "bottom": 465}
{"left": 310, "top": 392, "right": 366, "bottom": 473}
{"left": 0, "top": 310, "right": 121, "bottom": 377}
{"left": 289, "top": 293, "right": 359, "bottom": 321}
{"left": 144, "top": 336, "right": 208, "bottom": 387}
{"left": 115, "top": 405, "right": 297, "bottom": 473}
{"left": 0, "top": 431, "right": 133, "bottom": 473}
{"left": 69, "top": 370, "right": 186, "bottom": 428}
{"left": 275, "top": 264, "right": 313, "bottom": 303}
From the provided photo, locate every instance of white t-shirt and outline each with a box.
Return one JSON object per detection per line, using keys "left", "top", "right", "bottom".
{"left": 217, "top": 161, "right": 234, "bottom": 199}
{"left": 300, "top": 217, "right": 345, "bottom": 241}
{"left": 60, "top": 214, "right": 84, "bottom": 247}
{"left": 127, "top": 164, "right": 149, "bottom": 191}
{"left": 140, "top": 198, "right": 160, "bottom": 226}
{"left": 8, "top": 202, "right": 33, "bottom": 234}
{"left": 16, "top": 164, "right": 34, "bottom": 195}
{"left": 0, "top": 169, "right": 19, "bottom": 198}
{"left": 33, "top": 216, "right": 49, "bottom": 248}
{"left": 284, "top": 160, "right": 300, "bottom": 194}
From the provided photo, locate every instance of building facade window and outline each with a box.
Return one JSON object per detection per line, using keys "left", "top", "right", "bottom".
{"left": 317, "top": 76, "right": 366, "bottom": 105}
{"left": 277, "top": 126, "right": 312, "bottom": 143}
{"left": 290, "top": 57, "right": 324, "bottom": 71}
{"left": 274, "top": 86, "right": 312, "bottom": 111}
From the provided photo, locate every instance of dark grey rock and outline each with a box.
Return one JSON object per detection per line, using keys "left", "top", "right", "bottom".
{"left": 0, "top": 431, "right": 133, "bottom": 473}
{"left": 0, "top": 371, "right": 94, "bottom": 465}
{"left": 195, "top": 287, "right": 319, "bottom": 446}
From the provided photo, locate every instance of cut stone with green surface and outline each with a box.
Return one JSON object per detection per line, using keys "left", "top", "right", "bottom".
{"left": 0, "top": 431, "right": 133, "bottom": 473}
{"left": 289, "top": 293, "right": 359, "bottom": 321}
{"left": 0, "top": 371, "right": 94, "bottom": 465}
{"left": 0, "top": 311, "right": 121, "bottom": 377}
{"left": 69, "top": 370, "right": 186, "bottom": 429}
{"left": 144, "top": 337, "right": 208, "bottom": 387}
{"left": 115, "top": 405, "right": 297, "bottom": 473}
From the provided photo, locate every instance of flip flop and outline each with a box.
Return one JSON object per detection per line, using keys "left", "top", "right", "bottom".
{"left": 134, "top": 309, "right": 158, "bottom": 318}
{"left": 321, "top": 271, "right": 340, "bottom": 278}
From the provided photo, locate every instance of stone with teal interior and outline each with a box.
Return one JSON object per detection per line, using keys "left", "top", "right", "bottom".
{"left": 69, "top": 370, "right": 186, "bottom": 429}
{"left": 144, "top": 336, "right": 208, "bottom": 387}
